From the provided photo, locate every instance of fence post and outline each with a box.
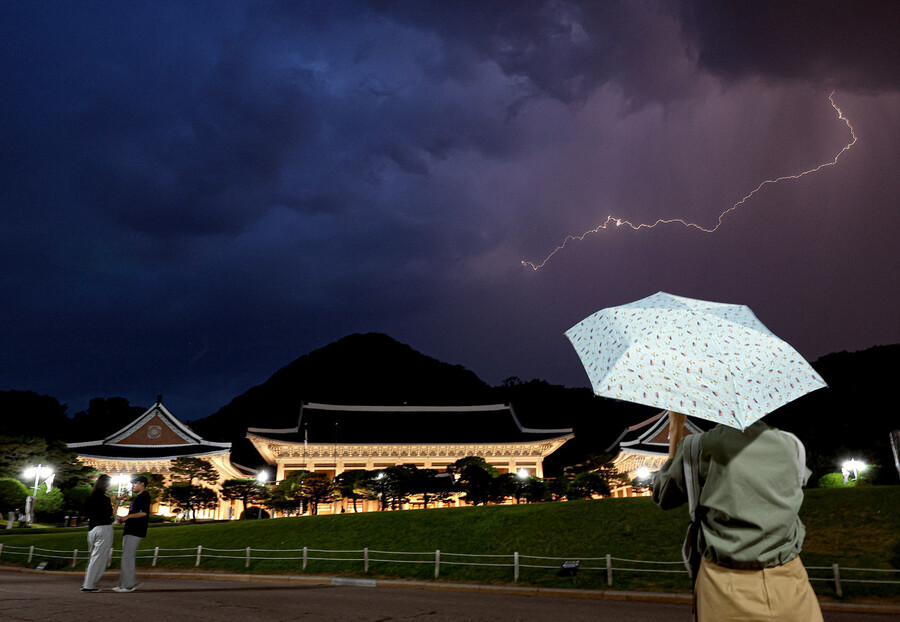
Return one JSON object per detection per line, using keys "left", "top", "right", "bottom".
{"left": 72, "top": 549, "right": 78, "bottom": 568}
{"left": 195, "top": 545, "right": 202, "bottom": 567}
{"left": 513, "top": 551, "right": 519, "bottom": 582}
{"left": 302, "top": 546, "right": 308, "bottom": 571}
{"left": 246, "top": 546, "right": 251, "bottom": 568}
{"left": 833, "top": 563, "right": 843, "bottom": 598}
{"left": 107, "top": 547, "right": 114, "bottom": 568}
{"left": 0, "top": 543, "right": 4, "bottom": 559}
{"left": 606, "top": 554, "right": 613, "bottom": 586}
{"left": 364, "top": 547, "right": 369, "bottom": 573}
{"left": 152, "top": 546, "right": 159, "bottom": 567}
{"left": 28, "top": 545, "right": 34, "bottom": 563}
{"left": 435, "top": 550, "right": 440, "bottom": 579}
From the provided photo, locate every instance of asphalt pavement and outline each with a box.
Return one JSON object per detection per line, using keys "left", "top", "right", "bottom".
{"left": 1, "top": 567, "right": 897, "bottom": 622}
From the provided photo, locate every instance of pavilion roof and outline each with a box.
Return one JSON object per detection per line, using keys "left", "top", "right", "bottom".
{"left": 68, "top": 400, "right": 231, "bottom": 460}
{"left": 248, "top": 403, "right": 573, "bottom": 445}
{"left": 605, "top": 410, "right": 706, "bottom": 455}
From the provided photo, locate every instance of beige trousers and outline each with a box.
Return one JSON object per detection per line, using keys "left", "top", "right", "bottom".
{"left": 695, "top": 556, "right": 823, "bottom": 622}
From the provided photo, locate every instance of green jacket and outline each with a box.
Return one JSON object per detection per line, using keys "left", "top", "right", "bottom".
{"left": 652, "top": 420, "right": 810, "bottom": 569}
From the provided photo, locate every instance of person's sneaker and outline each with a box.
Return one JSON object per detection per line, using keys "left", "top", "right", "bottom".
{"left": 112, "top": 586, "right": 135, "bottom": 593}
{"left": 80, "top": 587, "right": 101, "bottom": 593}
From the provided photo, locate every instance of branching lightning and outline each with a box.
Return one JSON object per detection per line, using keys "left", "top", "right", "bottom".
{"left": 521, "top": 92, "right": 857, "bottom": 271}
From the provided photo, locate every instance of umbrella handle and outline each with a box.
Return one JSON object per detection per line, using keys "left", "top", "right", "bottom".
{"left": 667, "top": 411, "right": 687, "bottom": 459}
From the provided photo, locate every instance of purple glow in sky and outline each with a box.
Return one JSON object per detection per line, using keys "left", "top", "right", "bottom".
{"left": 2, "top": 1, "right": 898, "bottom": 421}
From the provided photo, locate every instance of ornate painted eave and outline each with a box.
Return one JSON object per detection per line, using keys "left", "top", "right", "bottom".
{"left": 77, "top": 450, "right": 244, "bottom": 480}
{"left": 247, "top": 433, "right": 574, "bottom": 463}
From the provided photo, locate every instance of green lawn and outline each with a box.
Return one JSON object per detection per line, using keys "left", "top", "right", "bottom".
{"left": 2, "top": 486, "right": 898, "bottom": 600}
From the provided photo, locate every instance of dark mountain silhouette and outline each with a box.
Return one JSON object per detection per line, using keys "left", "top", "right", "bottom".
{"left": 5, "top": 334, "right": 896, "bottom": 482}
{"left": 191, "top": 335, "right": 898, "bottom": 481}
{"left": 191, "top": 333, "right": 495, "bottom": 442}
{"left": 0, "top": 390, "right": 70, "bottom": 440}
{"left": 65, "top": 397, "right": 147, "bottom": 442}
{"left": 189, "top": 333, "right": 662, "bottom": 474}
{"left": 767, "top": 343, "right": 898, "bottom": 483}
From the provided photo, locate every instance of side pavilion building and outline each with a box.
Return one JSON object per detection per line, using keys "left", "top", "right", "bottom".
{"left": 247, "top": 403, "right": 574, "bottom": 512}
{"left": 67, "top": 399, "right": 245, "bottom": 519}
{"left": 605, "top": 410, "right": 705, "bottom": 497}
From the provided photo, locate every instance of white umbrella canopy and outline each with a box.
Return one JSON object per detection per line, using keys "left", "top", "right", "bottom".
{"left": 565, "top": 292, "right": 827, "bottom": 430}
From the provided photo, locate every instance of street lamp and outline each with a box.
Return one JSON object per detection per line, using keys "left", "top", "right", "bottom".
{"left": 841, "top": 459, "right": 867, "bottom": 484}
{"left": 376, "top": 472, "right": 386, "bottom": 511}
{"left": 111, "top": 474, "right": 132, "bottom": 496}
{"left": 254, "top": 470, "right": 269, "bottom": 518}
{"left": 517, "top": 468, "right": 529, "bottom": 479}
{"left": 21, "top": 464, "right": 54, "bottom": 525}
{"left": 635, "top": 466, "right": 652, "bottom": 481}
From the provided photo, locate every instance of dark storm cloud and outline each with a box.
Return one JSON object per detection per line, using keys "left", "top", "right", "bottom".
{"left": 676, "top": 0, "right": 900, "bottom": 92}
{"left": 368, "top": 0, "right": 699, "bottom": 107}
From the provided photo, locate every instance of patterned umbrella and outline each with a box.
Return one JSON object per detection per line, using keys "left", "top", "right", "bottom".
{"left": 565, "top": 292, "right": 827, "bottom": 430}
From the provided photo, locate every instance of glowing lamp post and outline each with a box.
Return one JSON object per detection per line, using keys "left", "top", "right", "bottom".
{"left": 841, "top": 459, "right": 867, "bottom": 485}
{"left": 111, "top": 474, "right": 132, "bottom": 496}
{"left": 22, "top": 464, "right": 54, "bottom": 525}
{"left": 635, "top": 466, "right": 652, "bottom": 481}
{"left": 255, "top": 470, "right": 269, "bottom": 518}
{"left": 515, "top": 468, "right": 530, "bottom": 504}
{"left": 376, "top": 472, "right": 386, "bottom": 511}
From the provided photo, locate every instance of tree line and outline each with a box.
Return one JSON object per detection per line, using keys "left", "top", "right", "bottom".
{"left": 0, "top": 449, "right": 630, "bottom": 524}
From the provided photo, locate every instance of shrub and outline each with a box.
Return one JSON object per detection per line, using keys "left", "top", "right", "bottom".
{"left": 0, "top": 478, "right": 29, "bottom": 514}
{"left": 817, "top": 472, "right": 855, "bottom": 488}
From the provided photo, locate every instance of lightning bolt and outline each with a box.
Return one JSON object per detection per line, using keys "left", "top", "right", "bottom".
{"left": 521, "top": 92, "right": 857, "bottom": 271}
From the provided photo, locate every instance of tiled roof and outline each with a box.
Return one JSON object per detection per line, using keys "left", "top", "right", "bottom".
{"left": 68, "top": 401, "right": 231, "bottom": 460}
{"left": 248, "top": 403, "right": 573, "bottom": 444}
{"left": 605, "top": 410, "right": 706, "bottom": 455}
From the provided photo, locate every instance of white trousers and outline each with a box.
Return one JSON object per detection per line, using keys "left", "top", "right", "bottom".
{"left": 119, "top": 534, "right": 143, "bottom": 589}
{"left": 82, "top": 525, "right": 113, "bottom": 589}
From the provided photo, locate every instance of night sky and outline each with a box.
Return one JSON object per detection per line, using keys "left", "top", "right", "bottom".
{"left": 2, "top": 1, "right": 898, "bottom": 422}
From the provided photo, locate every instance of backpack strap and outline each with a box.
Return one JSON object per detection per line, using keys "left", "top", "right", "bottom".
{"left": 681, "top": 432, "right": 704, "bottom": 578}
{"left": 780, "top": 430, "right": 810, "bottom": 486}
{"left": 682, "top": 433, "right": 703, "bottom": 521}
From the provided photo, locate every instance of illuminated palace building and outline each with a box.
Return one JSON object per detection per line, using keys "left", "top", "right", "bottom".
{"left": 68, "top": 400, "right": 573, "bottom": 518}
{"left": 249, "top": 403, "right": 574, "bottom": 514}
{"left": 68, "top": 399, "right": 245, "bottom": 520}
{"left": 605, "top": 410, "right": 704, "bottom": 498}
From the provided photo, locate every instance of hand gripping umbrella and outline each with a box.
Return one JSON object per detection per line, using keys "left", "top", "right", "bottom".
{"left": 565, "top": 292, "right": 827, "bottom": 430}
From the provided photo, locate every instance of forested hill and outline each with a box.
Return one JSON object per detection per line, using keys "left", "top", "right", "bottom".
{"left": 188, "top": 336, "right": 898, "bottom": 482}
{"left": 1, "top": 337, "right": 896, "bottom": 482}
{"left": 190, "top": 333, "right": 496, "bottom": 440}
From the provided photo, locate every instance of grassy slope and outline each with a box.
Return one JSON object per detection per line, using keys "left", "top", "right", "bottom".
{"left": 1, "top": 487, "right": 897, "bottom": 597}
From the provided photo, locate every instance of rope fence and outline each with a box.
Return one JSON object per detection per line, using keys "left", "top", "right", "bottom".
{"left": 0, "top": 542, "right": 896, "bottom": 594}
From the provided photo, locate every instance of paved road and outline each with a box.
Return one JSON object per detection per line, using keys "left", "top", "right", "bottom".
{"left": 1, "top": 569, "right": 896, "bottom": 622}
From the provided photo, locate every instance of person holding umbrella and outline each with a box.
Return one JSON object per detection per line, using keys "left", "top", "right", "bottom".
{"left": 565, "top": 293, "right": 828, "bottom": 621}
{"left": 653, "top": 411, "right": 822, "bottom": 621}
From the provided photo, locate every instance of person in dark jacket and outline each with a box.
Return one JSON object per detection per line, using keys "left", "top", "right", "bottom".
{"left": 81, "top": 474, "right": 116, "bottom": 592}
{"left": 114, "top": 475, "right": 151, "bottom": 592}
